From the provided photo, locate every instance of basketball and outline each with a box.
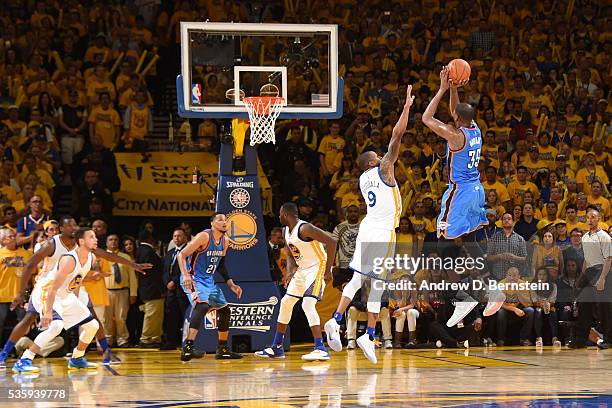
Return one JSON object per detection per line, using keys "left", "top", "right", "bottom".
{"left": 448, "top": 59, "right": 471, "bottom": 85}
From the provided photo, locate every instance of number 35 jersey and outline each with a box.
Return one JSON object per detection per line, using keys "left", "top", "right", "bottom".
{"left": 359, "top": 166, "right": 402, "bottom": 231}
{"left": 448, "top": 124, "right": 482, "bottom": 184}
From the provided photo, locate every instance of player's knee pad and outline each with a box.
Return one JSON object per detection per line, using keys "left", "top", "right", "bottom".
{"left": 189, "top": 302, "right": 211, "bottom": 330}
{"left": 79, "top": 318, "right": 99, "bottom": 343}
{"left": 278, "top": 295, "right": 299, "bottom": 325}
{"left": 34, "top": 320, "right": 64, "bottom": 349}
{"left": 216, "top": 306, "right": 230, "bottom": 332}
{"left": 301, "top": 297, "right": 320, "bottom": 327}
{"left": 342, "top": 272, "right": 362, "bottom": 300}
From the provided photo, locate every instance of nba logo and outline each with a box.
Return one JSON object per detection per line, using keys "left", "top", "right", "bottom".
{"left": 192, "top": 83, "right": 202, "bottom": 104}
{"left": 204, "top": 310, "right": 217, "bottom": 329}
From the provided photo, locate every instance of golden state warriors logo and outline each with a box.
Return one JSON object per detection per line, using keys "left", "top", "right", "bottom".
{"left": 226, "top": 209, "right": 258, "bottom": 250}
{"left": 68, "top": 275, "right": 83, "bottom": 292}
{"left": 288, "top": 243, "right": 301, "bottom": 261}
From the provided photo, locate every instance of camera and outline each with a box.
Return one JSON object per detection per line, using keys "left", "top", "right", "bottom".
{"left": 192, "top": 168, "right": 204, "bottom": 184}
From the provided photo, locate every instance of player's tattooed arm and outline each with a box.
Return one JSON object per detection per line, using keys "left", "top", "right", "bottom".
{"left": 380, "top": 85, "right": 415, "bottom": 185}
{"left": 13, "top": 240, "right": 55, "bottom": 308}
{"left": 283, "top": 249, "right": 297, "bottom": 288}
{"left": 300, "top": 223, "right": 338, "bottom": 283}
{"left": 422, "top": 66, "right": 464, "bottom": 151}
{"left": 177, "top": 231, "right": 209, "bottom": 292}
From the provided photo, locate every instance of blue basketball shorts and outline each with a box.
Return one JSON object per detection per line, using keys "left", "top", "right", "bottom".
{"left": 437, "top": 181, "right": 488, "bottom": 239}
{"left": 180, "top": 274, "right": 228, "bottom": 309}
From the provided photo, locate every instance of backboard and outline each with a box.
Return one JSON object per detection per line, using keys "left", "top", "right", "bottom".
{"left": 177, "top": 22, "right": 342, "bottom": 119}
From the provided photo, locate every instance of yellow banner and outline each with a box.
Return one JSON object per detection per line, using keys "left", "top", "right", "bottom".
{"left": 113, "top": 152, "right": 218, "bottom": 217}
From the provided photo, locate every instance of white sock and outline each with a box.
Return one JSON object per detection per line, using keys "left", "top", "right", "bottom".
{"left": 72, "top": 348, "right": 85, "bottom": 359}
{"left": 22, "top": 349, "right": 36, "bottom": 360}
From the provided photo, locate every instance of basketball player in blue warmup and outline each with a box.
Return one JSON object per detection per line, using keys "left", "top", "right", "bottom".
{"left": 177, "top": 212, "right": 244, "bottom": 361}
{"left": 422, "top": 66, "right": 504, "bottom": 325}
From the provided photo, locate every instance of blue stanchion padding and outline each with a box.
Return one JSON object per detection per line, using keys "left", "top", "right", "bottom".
{"left": 215, "top": 175, "right": 270, "bottom": 283}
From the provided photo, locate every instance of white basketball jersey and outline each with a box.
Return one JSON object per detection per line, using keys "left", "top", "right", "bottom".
{"left": 40, "top": 235, "right": 77, "bottom": 277}
{"left": 359, "top": 167, "right": 402, "bottom": 230}
{"left": 284, "top": 220, "right": 327, "bottom": 270}
{"left": 36, "top": 249, "right": 93, "bottom": 300}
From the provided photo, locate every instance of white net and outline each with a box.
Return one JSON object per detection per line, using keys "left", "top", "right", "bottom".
{"left": 243, "top": 96, "right": 285, "bottom": 146}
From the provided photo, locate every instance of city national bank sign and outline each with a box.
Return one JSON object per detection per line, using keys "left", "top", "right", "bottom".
{"left": 113, "top": 152, "right": 218, "bottom": 216}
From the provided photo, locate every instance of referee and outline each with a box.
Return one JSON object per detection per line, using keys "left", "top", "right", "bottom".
{"left": 572, "top": 207, "right": 611, "bottom": 349}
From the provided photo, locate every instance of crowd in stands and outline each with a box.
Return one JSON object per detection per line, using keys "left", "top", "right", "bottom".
{"left": 0, "top": 0, "right": 611, "bottom": 353}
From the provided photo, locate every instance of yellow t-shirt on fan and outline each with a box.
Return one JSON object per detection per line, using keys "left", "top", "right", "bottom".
{"left": 88, "top": 106, "right": 121, "bottom": 149}
{"left": 0, "top": 247, "right": 31, "bottom": 303}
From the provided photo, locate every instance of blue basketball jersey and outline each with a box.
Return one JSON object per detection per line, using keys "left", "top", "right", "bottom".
{"left": 447, "top": 124, "right": 482, "bottom": 184}
{"left": 188, "top": 229, "right": 226, "bottom": 278}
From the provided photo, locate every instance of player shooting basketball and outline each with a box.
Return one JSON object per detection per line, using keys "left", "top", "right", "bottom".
{"left": 421, "top": 66, "right": 504, "bottom": 325}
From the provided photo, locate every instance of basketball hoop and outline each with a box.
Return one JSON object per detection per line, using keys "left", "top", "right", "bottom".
{"left": 243, "top": 96, "right": 285, "bottom": 146}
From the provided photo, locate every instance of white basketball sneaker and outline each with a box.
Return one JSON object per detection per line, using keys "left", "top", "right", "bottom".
{"left": 324, "top": 319, "right": 343, "bottom": 352}
{"left": 447, "top": 301, "right": 479, "bottom": 327}
{"left": 483, "top": 289, "right": 506, "bottom": 317}
{"left": 356, "top": 333, "right": 377, "bottom": 364}
{"left": 301, "top": 349, "right": 331, "bottom": 361}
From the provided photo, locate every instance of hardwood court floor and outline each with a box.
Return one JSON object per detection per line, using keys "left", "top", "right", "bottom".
{"left": 1, "top": 345, "right": 612, "bottom": 407}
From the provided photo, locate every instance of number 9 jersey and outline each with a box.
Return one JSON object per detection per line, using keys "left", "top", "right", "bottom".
{"left": 349, "top": 166, "right": 401, "bottom": 278}
{"left": 358, "top": 167, "right": 402, "bottom": 231}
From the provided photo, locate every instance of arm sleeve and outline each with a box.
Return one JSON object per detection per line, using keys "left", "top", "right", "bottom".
{"left": 217, "top": 256, "right": 231, "bottom": 282}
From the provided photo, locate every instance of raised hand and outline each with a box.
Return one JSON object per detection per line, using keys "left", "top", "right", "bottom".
{"left": 440, "top": 66, "right": 450, "bottom": 91}
{"left": 450, "top": 77, "right": 470, "bottom": 87}
{"left": 405, "top": 85, "right": 415, "bottom": 108}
